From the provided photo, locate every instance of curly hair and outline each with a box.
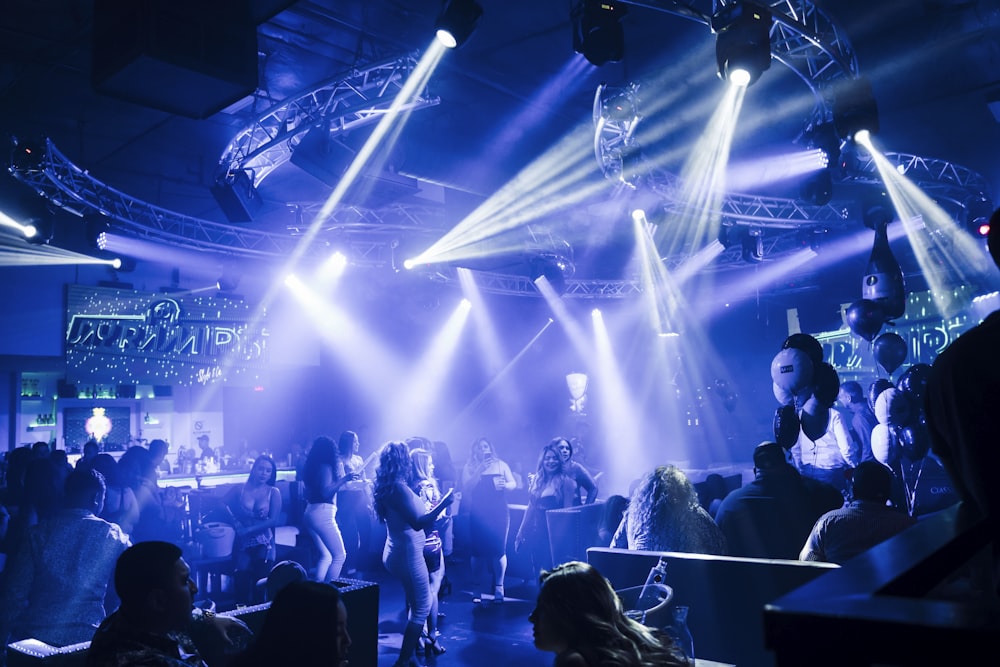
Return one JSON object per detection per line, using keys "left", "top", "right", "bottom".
{"left": 627, "top": 465, "right": 698, "bottom": 524}
{"left": 373, "top": 441, "right": 412, "bottom": 523}
{"left": 534, "top": 561, "right": 686, "bottom": 667}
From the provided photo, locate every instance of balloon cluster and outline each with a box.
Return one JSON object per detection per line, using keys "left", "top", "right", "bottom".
{"left": 869, "top": 363, "right": 933, "bottom": 466}
{"left": 770, "top": 333, "right": 841, "bottom": 449}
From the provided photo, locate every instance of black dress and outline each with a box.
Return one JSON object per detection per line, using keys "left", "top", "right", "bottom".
{"left": 468, "top": 473, "right": 509, "bottom": 558}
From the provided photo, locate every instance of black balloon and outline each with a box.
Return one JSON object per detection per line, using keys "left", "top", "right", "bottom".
{"left": 845, "top": 299, "right": 885, "bottom": 342}
{"left": 813, "top": 363, "right": 841, "bottom": 408}
{"left": 897, "top": 363, "right": 932, "bottom": 403}
{"left": 868, "top": 378, "right": 894, "bottom": 412}
{"left": 782, "top": 333, "right": 824, "bottom": 367}
{"left": 800, "top": 397, "right": 830, "bottom": 441}
{"left": 773, "top": 404, "right": 800, "bottom": 450}
{"left": 899, "top": 422, "right": 931, "bottom": 460}
{"left": 873, "top": 331, "right": 907, "bottom": 375}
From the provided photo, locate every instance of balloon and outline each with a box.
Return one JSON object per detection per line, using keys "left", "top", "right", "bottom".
{"left": 782, "top": 333, "right": 824, "bottom": 367}
{"left": 770, "top": 348, "right": 814, "bottom": 395}
{"left": 799, "top": 395, "right": 830, "bottom": 441}
{"left": 874, "top": 388, "right": 914, "bottom": 429}
{"left": 897, "top": 363, "right": 932, "bottom": 403}
{"left": 868, "top": 378, "right": 894, "bottom": 412}
{"left": 813, "top": 362, "right": 841, "bottom": 408}
{"left": 845, "top": 299, "right": 885, "bottom": 342}
{"left": 773, "top": 404, "right": 800, "bottom": 449}
{"left": 870, "top": 423, "right": 897, "bottom": 468}
{"left": 772, "top": 382, "right": 793, "bottom": 405}
{"left": 873, "top": 332, "right": 907, "bottom": 375}
{"left": 899, "top": 422, "right": 931, "bottom": 460}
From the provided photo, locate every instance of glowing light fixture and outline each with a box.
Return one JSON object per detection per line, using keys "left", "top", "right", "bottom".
{"left": 435, "top": 0, "right": 483, "bottom": 48}
{"left": 573, "top": 1, "right": 628, "bottom": 66}
{"left": 832, "top": 77, "right": 880, "bottom": 141}
{"left": 712, "top": 3, "right": 772, "bottom": 87}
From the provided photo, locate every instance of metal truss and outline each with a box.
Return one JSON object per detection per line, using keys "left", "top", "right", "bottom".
{"left": 428, "top": 267, "right": 646, "bottom": 299}
{"left": 8, "top": 138, "right": 439, "bottom": 264}
{"left": 843, "top": 151, "right": 992, "bottom": 206}
{"left": 216, "top": 53, "right": 440, "bottom": 186}
{"left": 623, "top": 1, "right": 859, "bottom": 105}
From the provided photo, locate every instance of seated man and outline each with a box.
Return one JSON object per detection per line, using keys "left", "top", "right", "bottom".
{"left": 800, "top": 461, "right": 917, "bottom": 564}
{"left": 715, "top": 442, "right": 843, "bottom": 559}
{"left": 86, "top": 541, "right": 247, "bottom": 667}
{"left": 0, "top": 467, "right": 130, "bottom": 648}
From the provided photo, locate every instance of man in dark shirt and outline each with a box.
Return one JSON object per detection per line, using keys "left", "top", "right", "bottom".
{"left": 0, "top": 467, "right": 130, "bottom": 648}
{"left": 715, "top": 442, "right": 843, "bottom": 559}
{"left": 86, "top": 541, "right": 247, "bottom": 667}
{"left": 925, "top": 207, "right": 1000, "bottom": 591}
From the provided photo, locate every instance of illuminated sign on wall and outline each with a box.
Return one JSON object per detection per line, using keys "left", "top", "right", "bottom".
{"left": 813, "top": 287, "right": 986, "bottom": 381}
{"left": 65, "top": 285, "right": 268, "bottom": 387}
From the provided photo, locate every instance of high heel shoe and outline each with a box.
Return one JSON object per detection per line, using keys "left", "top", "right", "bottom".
{"left": 425, "top": 636, "right": 446, "bottom": 655}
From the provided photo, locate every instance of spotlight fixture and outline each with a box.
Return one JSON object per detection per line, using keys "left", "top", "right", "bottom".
{"left": 832, "top": 77, "right": 879, "bottom": 141}
{"left": 740, "top": 226, "right": 764, "bottom": 263}
{"left": 712, "top": 2, "right": 773, "bottom": 87}
{"left": 573, "top": 1, "right": 628, "bottom": 66}
{"left": 965, "top": 193, "right": 994, "bottom": 238}
{"left": 10, "top": 136, "right": 46, "bottom": 171}
{"left": 803, "top": 122, "right": 842, "bottom": 167}
{"left": 531, "top": 252, "right": 575, "bottom": 295}
{"left": 435, "top": 0, "right": 483, "bottom": 49}
{"left": 85, "top": 213, "right": 111, "bottom": 250}
{"left": 598, "top": 84, "right": 639, "bottom": 123}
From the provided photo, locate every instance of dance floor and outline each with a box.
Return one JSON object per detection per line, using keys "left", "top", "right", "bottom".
{"left": 370, "top": 555, "right": 546, "bottom": 667}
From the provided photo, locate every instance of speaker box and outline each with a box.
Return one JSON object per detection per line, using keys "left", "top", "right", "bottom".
{"left": 330, "top": 578, "right": 379, "bottom": 667}
{"left": 290, "top": 128, "right": 419, "bottom": 206}
{"left": 91, "top": 0, "right": 258, "bottom": 118}
{"left": 211, "top": 171, "right": 263, "bottom": 222}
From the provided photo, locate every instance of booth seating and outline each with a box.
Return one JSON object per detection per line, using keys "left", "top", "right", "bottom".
{"left": 6, "top": 579, "right": 379, "bottom": 667}
{"left": 587, "top": 547, "right": 837, "bottom": 667}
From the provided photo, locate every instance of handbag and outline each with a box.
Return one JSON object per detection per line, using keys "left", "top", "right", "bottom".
{"left": 423, "top": 529, "right": 442, "bottom": 573}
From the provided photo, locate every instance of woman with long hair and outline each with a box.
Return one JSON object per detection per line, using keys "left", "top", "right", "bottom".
{"left": 409, "top": 447, "right": 449, "bottom": 656}
{"left": 529, "top": 561, "right": 688, "bottom": 667}
{"left": 611, "top": 465, "right": 725, "bottom": 555}
{"left": 461, "top": 436, "right": 517, "bottom": 603}
{"left": 515, "top": 442, "right": 577, "bottom": 576}
{"left": 226, "top": 455, "right": 282, "bottom": 604}
{"left": 302, "top": 436, "right": 355, "bottom": 582}
{"left": 336, "top": 430, "right": 372, "bottom": 576}
{"left": 374, "top": 442, "right": 453, "bottom": 667}
{"left": 553, "top": 437, "right": 598, "bottom": 505}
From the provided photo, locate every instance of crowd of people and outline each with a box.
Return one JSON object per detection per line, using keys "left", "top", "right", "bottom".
{"left": 9, "top": 199, "right": 1000, "bottom": 664}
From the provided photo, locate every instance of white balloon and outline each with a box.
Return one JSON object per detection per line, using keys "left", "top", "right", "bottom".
{"left": 871, "top": 423, "right": 895, "bottom": 467}
{"left": 772, "top": 382, "right": 793, "bottom": 405}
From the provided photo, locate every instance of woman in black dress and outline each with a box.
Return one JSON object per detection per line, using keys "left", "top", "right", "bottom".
{"left": 461, "top": 437, "right": 517, "bottom": 603}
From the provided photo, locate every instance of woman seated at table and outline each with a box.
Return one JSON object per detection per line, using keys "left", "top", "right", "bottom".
{"left": 226, "top": 455, "right": 282, "bottom": 604}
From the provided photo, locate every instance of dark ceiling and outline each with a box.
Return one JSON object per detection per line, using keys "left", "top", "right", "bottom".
{"left": 1, "top": 0, "right": 999, "bottom": 307}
